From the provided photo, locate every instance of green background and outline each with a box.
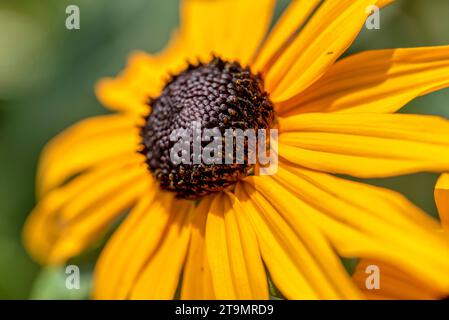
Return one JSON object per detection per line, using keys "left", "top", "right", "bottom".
{"left": 0, "top": 0, "right": 448, "bottom": 299}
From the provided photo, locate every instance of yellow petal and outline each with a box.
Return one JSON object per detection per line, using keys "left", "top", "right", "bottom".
{"left": 225, "top": 192, "right": 269, "bottom": 299}
{"left": 376, "top": 0, "right": 395, "bottom": 7}
{"left": 265, "top": 0, "right": 378, "bottom": 101}
{"left": 93, "top": 192, "right": 182, "bottom": 299}
{"left": 279, "top": 113, "right": 449, "bottom": 178}
{"left": 279, "top": 46, "right": 449, "bottom": 116}
{"left": 435, "top": 173, "right": 449, "bottom": 229}
{"left": 37, "top": 114, "right": 141, "bottom": 197}
{"left": 181, "top": 196, "right": 215, "bottom": 300}
{"left": 253, "top": 0, "right": 321, "bottom": 73}
{"left": 49, "top": 177, "right": 149, "bottom": 264}
{"left": 251, "top": 163, "right": 449, "bottom": 294}
{"left": 180, "top": 0, "right": 275, "bottom": 65}
{"left": 95, "top": 76, "right": 149, "bottom": 116}
{"left": 23, "top": 156, "right": 142, "bottom": 263}
{"left": 254, "top": 0, "right": 394, "bottom": 74}
{"left": 96, "top": 34, "right": 189, "bottom": 114}
{"left": 129, "top": 200, "right": 193, "bottom": 299}
{"left": 205, "top": 193, "right": 268, "bottom": 299}
{"left": 23, "top": 155, "right": 146, "bottom": 265}
{"left": 235, "top": 182, "right": 361, "bottom": 300}
{"left": 93, "top": 191, "right": 154, "bottom": 299}
{"left": 353, "top": 259, "right": 444, "bottom": 300}
{"left": 58, "top": 163, "right": 147, "bottom": 223}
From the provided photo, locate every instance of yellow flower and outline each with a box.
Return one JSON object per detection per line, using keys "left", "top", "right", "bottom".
{"left": 353, "top": 174, "right": 449, "bottom": 300}
{"left": 23, "top": 0, "right": 449, "bottom": 299}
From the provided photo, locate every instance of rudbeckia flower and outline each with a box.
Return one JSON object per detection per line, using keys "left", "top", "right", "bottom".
{"left": 353, "top": 174, "right": 449, "bottom": 300}
{"left": 23, "top": 0, "right": 449, "bottom": 299}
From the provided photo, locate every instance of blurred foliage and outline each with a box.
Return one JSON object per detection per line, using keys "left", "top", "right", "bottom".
{"left": 0, "top": 0, "right": 448, "bottom": 299}
{"left": 29, "top": 266, "right": 91, "bottom": 300}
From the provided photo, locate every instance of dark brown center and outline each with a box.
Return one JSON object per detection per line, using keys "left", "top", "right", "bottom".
{"left": 141, "top": 57, "right": 274, "bottom": 199}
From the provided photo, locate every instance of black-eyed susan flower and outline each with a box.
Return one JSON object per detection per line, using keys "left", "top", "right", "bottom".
{"left": 24, "top": 0, "right": 449, "bottom": 299}
{"left": 353, "top": 174, "right": 449, "bottom": 300}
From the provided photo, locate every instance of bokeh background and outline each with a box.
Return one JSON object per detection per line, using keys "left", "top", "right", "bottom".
{"left": 0, "top": 0, "right": 448, "bottom": 299}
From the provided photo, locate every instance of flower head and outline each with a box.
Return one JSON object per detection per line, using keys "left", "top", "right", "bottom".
{"left": 24, "top": 0, "right": 449, "bottom": 299}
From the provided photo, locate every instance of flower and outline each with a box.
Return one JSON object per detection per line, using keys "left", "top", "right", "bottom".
{"left": 23, "top": 0, "right": 449, "bottom": 299}
{"left": 353, "top": 174, "right": 449, "bottom": 299}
